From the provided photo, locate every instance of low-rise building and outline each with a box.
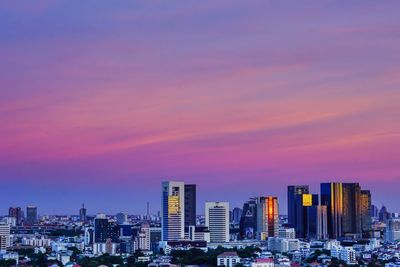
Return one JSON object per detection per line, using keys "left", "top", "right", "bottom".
{"left": 217, "top": 252, "right": 240, "bottom": 267}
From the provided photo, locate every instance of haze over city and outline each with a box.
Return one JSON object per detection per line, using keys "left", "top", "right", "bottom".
{"left": 1, "top": 1, "right": 400, "bottom": 214}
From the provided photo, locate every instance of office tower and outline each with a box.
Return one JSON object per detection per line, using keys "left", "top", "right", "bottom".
{"left": 94, "top": 214, "right": 109, "bottom": 243}
{"left": 205, "top": 202, "right": 229, "bottom": 242}
{"left": 0, "top": 223, "right": 11, "bottom": 251}
{"left": 320, "top": 183, "right": 343, "bottom": 239}
{"left": 146, "top": 202, "right": 151, "bottom": 221}
{"left": 116, "top": 212, "right": 128, "bottom": 224}
{"left": 342, "top": 183, "right": 362, "bottom": 238}
{"left": 371, "top": 204, "right": 378, "bottom": 218}
{"left": 287, "top": 185, "right": 309, "bottom": 228}
{"left": 94, "top": 213, "right": 119, "bottom": 243}
{"left": 255, "top": 196, "right": 279, "bottom": 240}
{"left": 239, "top": 199, "right": 257, "bottom": 239}
{"left": 79, "top": 204, "right": 87, "bottom": 222}
{"left": 360, "top": 190, "right": 372, "bottom": 234}
{"left": 378, "top": 205, "right": 391, "bottom": 223}
{"left": 385, "top": 218, "right": 400, "bottom": 242}
{"left": 299, "top": 194, "right": 319, "bottom": 238}
{"left": 26, "top": 206, "right": 38, "bottom": 225}
{"left": 8, "top": 207, "right": 23, "bottom": 226}
{"left": 307, "top": 205, "right": 328, "bottom": 240}
{"left": 232, "top": 207, "right": 242, "bottom": 225}
{"left": 161, "top": 181, "right": 185, "bottom": 241}
{"left": 184, "top": 184, "right": 196, "bottom": 227}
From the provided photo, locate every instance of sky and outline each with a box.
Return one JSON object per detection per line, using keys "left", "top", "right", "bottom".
{"left": 0, "top": 1, "right": 400, "bottom": 215}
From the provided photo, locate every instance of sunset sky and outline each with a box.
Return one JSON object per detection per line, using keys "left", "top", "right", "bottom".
{"left": 1, "top": 1, "right": 400, "bottom": 215}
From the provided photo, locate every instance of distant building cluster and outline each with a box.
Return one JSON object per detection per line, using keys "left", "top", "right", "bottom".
{"left": 1, "top": 180, "right": 400, "bottom": 267}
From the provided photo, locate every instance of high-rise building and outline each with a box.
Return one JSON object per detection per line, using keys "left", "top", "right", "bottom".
{"left": 385, "top": 218, "right": 400, "bottom": 242}
{"left": 320, "top": 183, "right": 343, "bottom": 239}
{"left": 205, "top": 202, "right": 229, "bottom": 243}
{"left": 306, "top": 205, "right": 328, "bottom": 240}
{"left": 161, "top": 181, "right": 185, "bottom": 241}
{"left": 342, "top": 183, "right": 362, "bottom": 238}
{"left": 79, "top": 204, "right": 87, "bottom": 222}
{"left": 136, "top": 223, "right": 151, "bottom": 251}
{"left": 232, "top": 207, "right": 242, "bottom": 225}
{"left": 255, "top": 196, "right": 279, "bottom": 240}
{"left": 94, "top": 214, "right": 119, "bottom": 243}
{"left": 360, "top": 190, "right": 372, "bottom": 235}
{"left": 295, "top": 194, "right": 318, "bottom": 238}
{"left": 184, "top": 184, "right": 196, "bottom": 227}
{"left": 8, "top": 207, "right": 23, "bottom": 226}
{"left": 287, "top": 185, "right": 309, "bottom": 228}
{"left": 239, "top": 198, "right": 257, "bottom": 239}
{"left": 378, "top": 205, "right": 391, "bottom": 223}
{"left": 0, "top": 223, "right": 11, "bottom": 251}
{"left": 26, "top": 206, "right": 38, "bottom": 225}
{"left": 371, "top": 204, "right": 378, "bottom": 218}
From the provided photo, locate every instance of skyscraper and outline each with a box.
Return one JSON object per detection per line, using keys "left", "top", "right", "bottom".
{"left": 26, "top": 206, "right": 38, "bottom": 225}
{"left": 239, "top": 198, "right": 257, "bottom": 240}
{"left": 298, "top": 194, "right": 319, "bottom": 238}
{"left": 79, "top": 204, "right": 87, "bottom": 222}
{"left": 205, "top": 202, "right": 229, "bottom": 243}
{"left": 379, "top": 205, "right": 391, "bottom": 223}
{"left": 342, "top": 183, "right": 362, "bottom": 238}
{"left": 232, "top": 207, "right": 242, "bottom": 225}
{"left": 307, "top": 204, "right": 328, "bottom": 240}
{"left": 184, "top": 184, "right": 196, "bottom": 227}
{"left": 161, "top": 181, "right": 185, "bottom": 241}
{"left": 94, "top": 213, "right": 119, "bottom": 243}
{"left": 287, "top": 185, "right": 309, "bottom": 228}
{"left": 8, "top": 207, "right": 23, "bottom": 226}
{"left": 320, "top": 183, "right": 343, "bottom": 239}
{"left": 255, "top": 196, "right": 279, "bottom": 240}
{"left": 360, "top": 190, "right": 372, "bottom": 235}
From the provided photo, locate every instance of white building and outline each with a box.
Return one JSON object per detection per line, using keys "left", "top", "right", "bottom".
{"left": 22, "top": 237, "right": 51, "bottom": 247}
{"left": 137, "top": 223, "right": 151, "bottom": 251}
{"left": 279, "top": 228, "right": 295, "bottom": 239}
{"left": 162, "top": 181, "right": 185, "bottom": 241}
{"left": 206, "top": 202, "right": 229, "bottom": 243}
{"left": 252, "top": 258, "right": 274, "bottom": 267}
{"left": 331, "top": 246, "right": 357, "bottom": 265}
{"left": 0, "top": 223, "right": 11, "bottom": 251}
{"left": 217, "top": 252, "right": 240, "bottom": 267}
{"left": 268, "top": 237, "right": 300, "bottom": 253}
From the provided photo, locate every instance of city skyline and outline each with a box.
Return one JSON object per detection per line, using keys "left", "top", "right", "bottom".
{"left": 0, "top": 180, "right": 386, "bottom": 216}
{"left": 1, "top": 1, "right": 400, "bottom": 214}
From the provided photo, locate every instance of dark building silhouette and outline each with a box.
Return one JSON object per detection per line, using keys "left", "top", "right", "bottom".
{"left": 8, "top": 207, "right": 23, "bottom": 226}
{"left": 287, "top": 185, "right": 309, "bottom": 228}
{"left": 239, "top": 198, "right": 257, "bottom": 239}
{"left": 232, "top": 207, "right": 242, "bottom": 225}
{"left": 94, "top": 215, "right": 119, "bottom": 243}
{"left": 184, "top": 184, "right": 196, "bottom": 227}
{"left": 360, "top": 190, "right": 372, "bottom": 236}
{"left": 379, "top": 205, "right": 391, "bottom": 223}
{"left": 26, "top": 206, "right": 38, "bottom": 225}
{"left": 296, "top": 193, "right": 319, "bottom": 238}
{"left": 79, "top": 204, "right": 87, "bottom": 222}
{"left": 321, "top": 183, "right": 343, "bottom": 239}
{"left": 342, "top": 183, "right": 362, "bottom": 238}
